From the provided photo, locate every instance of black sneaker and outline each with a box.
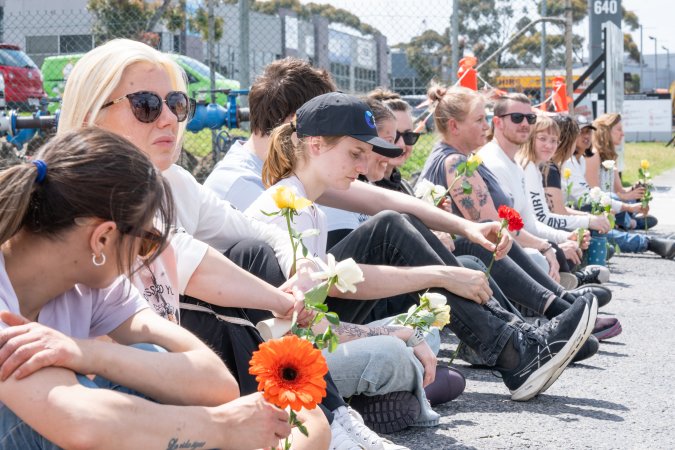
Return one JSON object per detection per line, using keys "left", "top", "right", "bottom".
{"left": 348, "top": 390, "right": 421, "bottom": 434}
{"left": 499, "top": 295, "right": 595, "bottom": 401}
{"left": 540, "top": 293, "right": 598, "bottom": 393}
{"left": 572, "top": 335, "right": 599, "bottom": 363}
{"left": 569, "top": 284, "right": 612, "bottom": 307}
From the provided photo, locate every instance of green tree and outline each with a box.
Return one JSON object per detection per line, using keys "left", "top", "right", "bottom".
{"left": 87, "top": 0, "right": 156, "bottom": 44}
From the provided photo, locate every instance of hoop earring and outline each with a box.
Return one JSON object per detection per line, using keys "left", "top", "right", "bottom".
{"left": 92, "top": 252, "right": 106, "bottom": 267}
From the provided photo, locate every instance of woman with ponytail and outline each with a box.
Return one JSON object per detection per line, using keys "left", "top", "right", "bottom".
{"left": 0, "top": 128, "right": 301, "bottom": 450}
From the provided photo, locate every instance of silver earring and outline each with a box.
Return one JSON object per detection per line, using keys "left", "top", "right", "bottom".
{"left": 92, "top": 252, "right": 106, "bottom": 267}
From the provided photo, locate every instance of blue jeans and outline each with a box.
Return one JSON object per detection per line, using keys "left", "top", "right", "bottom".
{"left": 0, "top": 343, "right": 164, "bottom": 449}
{"left": 605, "top": 229, "right": 648, "bottom": 253}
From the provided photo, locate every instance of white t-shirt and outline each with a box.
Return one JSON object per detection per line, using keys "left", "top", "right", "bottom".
{"left": 163, "top": 163, "right": 298, "bottom": 277}
{"left": 479, "top": 140, "right": 568, "bottom": 243}
{"left": 0, "top": 253, "right": 148, "bottom": 338}
{"left": 131, "top": 231, "right": 208, "bottom": 324}
{"left": 203, "top": 141, "right": 266, "bottom": 211}
{"left": 245, "top": 177, "right": 328, "bottom": 259}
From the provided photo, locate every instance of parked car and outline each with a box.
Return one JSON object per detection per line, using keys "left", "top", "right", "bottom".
{"left": 0, "top": 44, "right": 46, "bottom": 111}
{"left": 42, "top": 53, "right": 240, "bottom": 113}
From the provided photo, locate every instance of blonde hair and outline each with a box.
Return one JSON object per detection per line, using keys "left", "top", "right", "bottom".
{"left": 57, "top": 39, "right": 189, "bottom": 147}
{"left": 518, "top": 115, "right": 560, "bottom": 169}
{"left": 426, "top": 83, "right": 482, "bottom": 136}
{"left": 591, "top": 113, "right": 621, "bottom": 162}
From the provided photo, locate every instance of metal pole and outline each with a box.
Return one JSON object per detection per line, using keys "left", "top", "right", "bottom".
{"left": 654, "top": 37, "right": 658, "bottom": 89}
{"left": 639, "top": 25, "right": 643, "bottom": 92}
{"left": 664, "top": 46, "right": 671, "bottom": 89}
{"left": 564, "top": 0, "right": 574, "bottom": 116}
{"left": 207, "top": 0, "right": 217, "bottom": 156}
{"left": 540, "top": 0, "right": 547, "bottom": 103}
{"left": 239, "top": 0, "right": 250, "bottom": 106}
{"left": 451, "top": 0, "right": 459, "bottom": 83}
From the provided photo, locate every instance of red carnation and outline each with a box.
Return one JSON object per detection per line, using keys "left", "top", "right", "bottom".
{"left": 498, "top": 205, "right": 524, "bottom": 232}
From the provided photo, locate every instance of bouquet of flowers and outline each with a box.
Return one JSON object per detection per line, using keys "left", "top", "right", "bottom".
{"left": 393, "top": 292, "right": 451, "bottom": 332}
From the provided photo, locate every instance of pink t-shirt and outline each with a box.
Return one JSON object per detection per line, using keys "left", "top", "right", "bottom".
{"left": 0, "top": 253, "right": 148, "bottom": 338}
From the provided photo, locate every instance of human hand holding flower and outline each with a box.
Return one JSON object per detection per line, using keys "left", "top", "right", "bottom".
{"left": 485, "top": 206, "right": 523, "bottom": 277}
{"left": 249, "top": 335, "right": 328, "bottom": 450}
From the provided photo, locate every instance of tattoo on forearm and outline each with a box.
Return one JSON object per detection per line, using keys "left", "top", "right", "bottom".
{"left": 166, "top": 438, "right": 206, "bottom": 450}
{"left": 335, "top": 323, "right": 399, "bottom": 338}
{"left": 459, "top": 196, "right": 481, "bottom": 221}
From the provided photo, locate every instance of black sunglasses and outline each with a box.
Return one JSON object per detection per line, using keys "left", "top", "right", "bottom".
{"left": 498, "top": 112, "right": 537, "bottom": 125}
{"left": 101, "top": 91, "right": 195, "bottom": 123}
{"left": 395, "top": 130, "right": 421, "bottom": 146}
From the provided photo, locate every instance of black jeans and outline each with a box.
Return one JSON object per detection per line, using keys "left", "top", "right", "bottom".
{"left": 453, "top": 237, "right": 561, "bottom": 315}
{"left": 326, "top": 210, "right": 524, "bottom": 366}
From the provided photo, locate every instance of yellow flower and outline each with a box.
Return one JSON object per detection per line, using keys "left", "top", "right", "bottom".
{"left": 431, "top": 305, "right": 451, "bottom": 329}
{"left": 271, "top": 186, "right": 312, "bottom": 211}
{"left": 467, "top": 154, "right": 482, "bottom": 166}
{"left": 640, "top": 160, "right": 650, "bottom": 171}
{"left": 563, "top": 168, "right": 572, "bottom": 180}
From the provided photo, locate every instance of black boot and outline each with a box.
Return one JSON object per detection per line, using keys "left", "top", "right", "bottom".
{"left": 647, "top": 237, "right": 675, "bottom": 259}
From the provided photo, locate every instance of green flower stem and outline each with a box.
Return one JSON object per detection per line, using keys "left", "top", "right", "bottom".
{"left": 484, "top": 228, "right": 502, "bottom": 279}
{"left": 284, "top": 209, "right": 298, "bottom": 275}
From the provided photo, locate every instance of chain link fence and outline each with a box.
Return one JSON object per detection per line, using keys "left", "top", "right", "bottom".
{"left": 0, "top": 0, "right": 577, "bottom": 179}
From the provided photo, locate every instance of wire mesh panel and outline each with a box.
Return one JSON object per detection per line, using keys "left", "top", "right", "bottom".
{"left": 0, "top": 0, "right": 582, "bottom": 177}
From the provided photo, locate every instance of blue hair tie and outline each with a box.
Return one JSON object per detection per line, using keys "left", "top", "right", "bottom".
{"left": 33, "top": 160, "right": 47, "bottom": 184}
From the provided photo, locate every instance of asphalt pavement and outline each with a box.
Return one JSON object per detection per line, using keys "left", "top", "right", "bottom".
{"left": 388, "top": 167, "right": 675, "bottom": 449}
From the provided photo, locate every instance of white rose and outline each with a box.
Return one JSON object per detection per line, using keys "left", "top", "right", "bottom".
{"left": 588, "top": 186, "right": 603, "bottom": 202}
{"left": 601, "top": 160, "right": 616, "bottom": 171}
{"left": 600, "top": 193, "right": 612, "bottom": 207}
{"left": 310, "top": 254, "right": 364, "bottom": 293}
{"left": 414, "top": 179, "right": 436, "bottom": 204}
{"left": 423, "top": 292, "right": 447, "bottom": 308}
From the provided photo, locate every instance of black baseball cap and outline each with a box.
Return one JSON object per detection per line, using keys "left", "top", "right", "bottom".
{"left": 295, "top": 92, "right": 403, "bottom": 158}
{"left": 575, "top": 115, "right": 596, "bottom": 130}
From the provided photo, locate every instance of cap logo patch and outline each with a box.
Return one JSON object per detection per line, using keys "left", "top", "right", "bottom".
{"left": 365, "top": 110, "right": 376, "bottom": 129}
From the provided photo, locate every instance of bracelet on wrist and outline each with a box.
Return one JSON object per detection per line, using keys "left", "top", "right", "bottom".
{"left": 539, "top": 243, "right": 553, "bottom": 254}
{"left": 406, "top": 328, "right": 425, "bottom": 347}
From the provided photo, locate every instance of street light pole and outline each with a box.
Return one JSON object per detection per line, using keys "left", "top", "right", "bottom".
{"left": 640, "top": 25, "right": 643, "bottom": 92}
{"left": 649, "top": 35, "right": 657, "bottom": 89}
{"left": 663, "top": 46, "right": 671, "bottom": 89}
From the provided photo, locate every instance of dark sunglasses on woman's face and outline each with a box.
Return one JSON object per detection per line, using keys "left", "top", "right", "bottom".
{"left": 498, "top": 112, "right": 537, "bottom": 125}
{"left": 101, "top": 91, "right": 195, "bottom": 124}
{"left": 395, "top": 130, "right": 421, "bottom": 146}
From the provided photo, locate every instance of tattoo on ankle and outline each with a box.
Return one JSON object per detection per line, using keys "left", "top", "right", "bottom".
{"left": 166, "top": 438, "right": 207, "bottom": 450}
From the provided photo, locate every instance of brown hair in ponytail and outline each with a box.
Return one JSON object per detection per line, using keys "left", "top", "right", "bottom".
{"left": 0, "top": 127, "right": 174, "bottom": 274}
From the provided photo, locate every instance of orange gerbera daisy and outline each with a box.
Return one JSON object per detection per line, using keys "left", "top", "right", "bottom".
{"left": 249, "top": 334, "right": 328, "bottom": 411}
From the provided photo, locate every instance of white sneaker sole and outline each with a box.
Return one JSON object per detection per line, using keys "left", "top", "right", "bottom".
{"left": 539, "top": 295, "right": 599, "bottom": 394}
{"left": 509, "top": 299, "right": 592, "bottom": 402}
{"left": 559, "top": 272, "right": 579, "bottom": 290}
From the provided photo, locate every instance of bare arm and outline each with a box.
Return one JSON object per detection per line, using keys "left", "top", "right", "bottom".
{"left": 185, "top": 246, "right": 295, "bottom": 317}
{"left": 330, "top": 264, "right": 493, "bottom": 305}
{"left": 318, "top": 182, "right": 511, "bottom": 258}
{"left": 444, "top": 153, "right": 499, "bottom": 221}
{"left": 0, "top": 370, "right": 289, "bottom": 450}
{"left": 544, "top": 185, "right": 587, "bottom": 216}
